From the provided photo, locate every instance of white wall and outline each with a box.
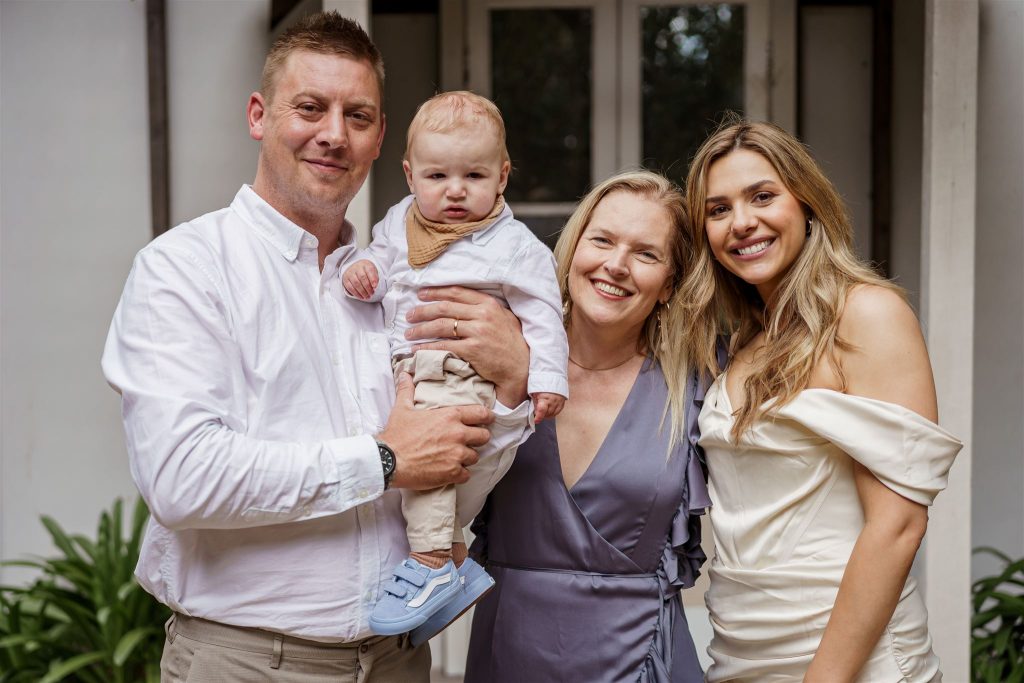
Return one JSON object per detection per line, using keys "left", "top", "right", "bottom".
{"left": 918, "top": 0, "right": 978, "bottom": 673}
{"left": 971, "top": 0, "right": 1024, "bottom": 580}
{"left": 167, "top": 0, "right": 267, "bottom": 225}
{"left": 0, "top": 0, "right": 270, "bottom": 580}
{"left": 1, "top": 0, "right": 150, "bottom": 580}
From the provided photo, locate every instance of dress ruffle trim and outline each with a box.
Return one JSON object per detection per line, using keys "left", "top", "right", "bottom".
{"left": 661, "top": 368, "right": 712, "bottom": 593}
{"left": 660, "top": 490, "right": 707, "bottom": 594}
{"left": 642, "top": 371, "right": 713, "bottom": 681}
{"left": 645, "top": 504, "right": 704, "bottom": 683}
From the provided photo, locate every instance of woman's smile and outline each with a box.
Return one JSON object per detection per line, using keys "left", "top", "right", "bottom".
{"left": 567, "top": 190, "right": 673, "bottom": 339}
{"left": 731, "top": 236, "right": 775, "bottom": 258}
{"left": 704, "top": 149, "right": 808, "bottom": 301}
{"left": 591, "top": 279, "right": 631, "bottom": 298}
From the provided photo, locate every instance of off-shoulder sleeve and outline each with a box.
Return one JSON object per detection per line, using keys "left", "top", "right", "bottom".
{"left": 775, "top": 390, "right": 963, "bottom": 506}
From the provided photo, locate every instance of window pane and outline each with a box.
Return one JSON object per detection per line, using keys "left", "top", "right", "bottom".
{"left": 492, "top": 9, "right": 592, "bottom": 203}
{"left": 641, "top": 4, "right": 745, "bottom": 178}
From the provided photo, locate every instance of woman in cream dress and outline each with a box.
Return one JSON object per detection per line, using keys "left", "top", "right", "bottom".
{"left": 679, "top": 120, "right": 962, "bottom": 682}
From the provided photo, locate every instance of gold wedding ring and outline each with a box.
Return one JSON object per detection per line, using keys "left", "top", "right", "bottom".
{"left": 452, "top": 318, "right": 460, "bottom": 339}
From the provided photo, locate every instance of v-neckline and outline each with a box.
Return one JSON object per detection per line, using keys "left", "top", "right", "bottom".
{"left": 555, "top": 359, "right": 648, "bottom": 495}
{"left": 719, "top": 369, "right": 737, "bottom": 413}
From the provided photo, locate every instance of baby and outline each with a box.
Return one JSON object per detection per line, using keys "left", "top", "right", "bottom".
{"left": 342, "top": 91, "right": 568, "bottom": 643}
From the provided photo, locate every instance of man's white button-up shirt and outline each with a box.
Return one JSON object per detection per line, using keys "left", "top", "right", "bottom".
{"left": 102, "top": 186, "right": 529, "bottom": 642}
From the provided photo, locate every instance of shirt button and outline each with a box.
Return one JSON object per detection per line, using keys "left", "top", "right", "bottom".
{"left": 302, "top": 505, "right": 311, "bottom": 516}
{"left": 359, "top": 489, "right": 368, "bottom": 498}
{"left": 348, "top": 427, "right": 359, "bottom": 436}
{"left": 331, "top": 352, "right": 340, "bottom": 365}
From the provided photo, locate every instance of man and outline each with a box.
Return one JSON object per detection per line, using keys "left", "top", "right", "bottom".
{"left": 102, "top": 12, "right": 529, "bottom": 681}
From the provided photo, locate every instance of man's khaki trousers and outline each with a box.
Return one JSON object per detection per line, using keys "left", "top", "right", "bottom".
{"left": 161, "top": 613, "right": 430, "bottom": 682}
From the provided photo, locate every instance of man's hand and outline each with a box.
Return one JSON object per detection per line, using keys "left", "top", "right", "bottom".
{"left": 378, "top": 373, "right": 493, "bottom": 490}
{"left": 342, "top": 259, "right": 380, "bottom": 300}
{"left": 405, "top": 286, "right": 530, "bottom": 407}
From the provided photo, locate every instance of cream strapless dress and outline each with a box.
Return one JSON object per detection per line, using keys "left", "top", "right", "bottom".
{"left": 698, "top": 375, "right": 962, "bottom": 682}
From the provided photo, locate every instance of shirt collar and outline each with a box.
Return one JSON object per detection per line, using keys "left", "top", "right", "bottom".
{"left": 231, "top": 185, "right": 357, "bottom": 262}
{"left": 470, "top": 200, "right": 513, "bottom": 246}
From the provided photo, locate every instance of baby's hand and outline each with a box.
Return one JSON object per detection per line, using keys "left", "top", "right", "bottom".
{"left": 342, "top": 259, "right": 380, "bottom": 300}
{"left": 532, "top": 392, "right": 566, "bottom": 422}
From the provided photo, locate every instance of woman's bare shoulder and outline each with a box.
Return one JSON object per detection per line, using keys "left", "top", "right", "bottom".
{"left": 837, "top": 284, "right": 937, "bottom": 420}
{"left": 840, "top": 283, "right": 915, "bottom": 332}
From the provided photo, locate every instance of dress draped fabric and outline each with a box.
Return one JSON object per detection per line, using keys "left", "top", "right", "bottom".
{"left": 466, "top": 360, "right": 709, "bottom": 683}
{"left": 698, "top": 376, "right": 962, "bottom": 682}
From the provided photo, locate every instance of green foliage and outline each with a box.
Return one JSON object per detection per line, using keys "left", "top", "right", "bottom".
{"left": 640, "top": 4, "right": 745, "bottom": 178}
{"left": 972, "top": 546, "right": 1024, "bottom": 683}
{"left": 0, "top": 498, "right": 168, "bottom": 682}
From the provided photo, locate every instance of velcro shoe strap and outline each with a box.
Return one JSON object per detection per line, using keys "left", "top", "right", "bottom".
{"left": 394, "top": 563, "right": 427, "bottom": 587}
{"left": 382, "top": 580, "right": 408, "bottom": 598}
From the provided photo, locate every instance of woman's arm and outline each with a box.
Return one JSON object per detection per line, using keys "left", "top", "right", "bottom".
{"left": 804, "top": 285, "right": 936, "bottom": 682}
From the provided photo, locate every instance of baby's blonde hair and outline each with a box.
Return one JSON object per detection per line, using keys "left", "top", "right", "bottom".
{"left": 404, "top": 91, "right": 510, "bottom": 164}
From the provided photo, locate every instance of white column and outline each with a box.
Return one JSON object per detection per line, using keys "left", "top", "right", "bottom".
{"left": 919, "top": 1, "right": 977, "bottom": 679}
{"left": 323, "top": 0, "right": 374, "bottom": 245}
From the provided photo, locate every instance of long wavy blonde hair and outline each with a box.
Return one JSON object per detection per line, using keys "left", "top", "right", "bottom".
{"left": 554, "top": 170, "right": 692, "bottom": 450}
{"left": 680, "top": 120, "right": 901, "bottom": 439}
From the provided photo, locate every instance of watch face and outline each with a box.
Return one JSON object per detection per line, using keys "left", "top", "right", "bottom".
{"left": 378, "top": 442, "right": 396, "bottom": 477}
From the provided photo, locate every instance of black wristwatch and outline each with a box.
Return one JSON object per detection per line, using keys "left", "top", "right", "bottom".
{"left": 376, "top": 441, "right": 396, "bottom": 489}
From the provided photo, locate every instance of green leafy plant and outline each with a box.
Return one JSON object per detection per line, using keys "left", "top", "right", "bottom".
{"left": 972, "top": 546, "right": 1024, "bottom": 683}
{"left": 0, "top": 498, "right": 168, "bottom": 683}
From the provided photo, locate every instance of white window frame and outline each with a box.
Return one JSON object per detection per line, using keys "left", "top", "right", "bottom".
{"left": 466, "top": 0, "right": 618, "bottom": 218}
{"left": 459, "top": 0, "right": 791, "bottom": 220}
{"left": 619, "top": 0, "right": 773, "bottom": 168}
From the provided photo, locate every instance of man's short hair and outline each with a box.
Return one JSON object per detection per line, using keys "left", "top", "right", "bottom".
{"left": 405, "top": 91, "right": 510, "bottom": 164}
{"left": 261, "top": 11, "right": 385, "bottom": 104}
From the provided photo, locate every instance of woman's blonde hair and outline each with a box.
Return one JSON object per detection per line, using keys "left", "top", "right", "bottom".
{"left": 554, "top": 170, "right": 692, "bottom": 450}
{"left": 680, "top": 119, "right": 900, "bottom": 439}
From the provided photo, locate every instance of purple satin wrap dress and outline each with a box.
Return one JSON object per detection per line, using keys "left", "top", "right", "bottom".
{"left": 466, "top": 360, "right": 710, "bottom": 682}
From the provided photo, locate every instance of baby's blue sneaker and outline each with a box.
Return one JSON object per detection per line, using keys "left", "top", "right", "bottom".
{"left": 369, "top": 558, "right": 461, "bottom": 636}
{"left": 409, "top": 558, "right": 495, "bottom": 647}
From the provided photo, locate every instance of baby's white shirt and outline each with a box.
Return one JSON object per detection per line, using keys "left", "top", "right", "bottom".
{"left": 343, "top": 195, "right": 568, "bottom": 399}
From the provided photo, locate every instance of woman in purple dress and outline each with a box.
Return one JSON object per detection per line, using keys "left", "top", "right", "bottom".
{"left": 465, "top": 171, "right": 709, "bottom": 682}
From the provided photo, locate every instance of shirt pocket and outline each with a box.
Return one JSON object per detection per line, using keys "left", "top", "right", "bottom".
{"left": 355, "top": 330, "right": 394, "bottom": 432}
